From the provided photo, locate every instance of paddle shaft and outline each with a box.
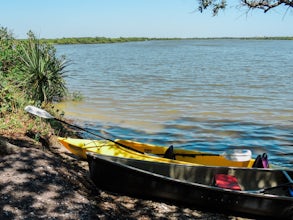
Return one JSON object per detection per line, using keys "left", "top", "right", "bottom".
{"left": 251, "top": 170, "right": 293, "bottom": 193}
{"left": 54, "top": 118, "right": 144, "bottom": 154}
{"left": 253, "top": 182, "right": 292, "bottom": 193}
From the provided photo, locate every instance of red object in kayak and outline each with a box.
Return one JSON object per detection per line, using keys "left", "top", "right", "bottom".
{"left": 213, "top": 174, "right": 241, "bottom": 190}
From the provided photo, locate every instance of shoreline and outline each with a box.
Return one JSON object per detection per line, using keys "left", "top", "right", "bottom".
{"left": 0, "top": 135, "right": 253, "bottom": 219}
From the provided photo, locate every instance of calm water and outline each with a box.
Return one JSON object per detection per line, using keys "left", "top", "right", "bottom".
{"left": 56, "top": 40, "right": 293, "bottom": 167}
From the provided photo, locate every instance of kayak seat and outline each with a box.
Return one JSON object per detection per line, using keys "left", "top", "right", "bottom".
{"left": 212, "top": 174, "right": 241, "bottom": 191}
{"left": 252, "top": 153, "right": 269, "bottom": 168}
{"left": 163, "top": 145, "right": 175, "bottom": 160}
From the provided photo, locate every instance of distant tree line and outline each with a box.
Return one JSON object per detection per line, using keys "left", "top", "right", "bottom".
{"left": 42, "top": 37, "right": 181, "bottom": 45}
{"left": 41, "top": 36, "right": 293, "bottom": 45}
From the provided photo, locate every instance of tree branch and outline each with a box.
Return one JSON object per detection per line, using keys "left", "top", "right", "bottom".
{"left": 197, "top": 0, "right": 293, "bottom": 15}
{"left": 242, "top": 0, "right": 293, "bottom": 13}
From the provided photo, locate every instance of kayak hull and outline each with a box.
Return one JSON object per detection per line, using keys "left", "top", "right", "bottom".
{"left": 87, "top": 153, "right": 293, "bottom": 219}
{"left": 58, "top": 137, "right": 255, "bottom": 167}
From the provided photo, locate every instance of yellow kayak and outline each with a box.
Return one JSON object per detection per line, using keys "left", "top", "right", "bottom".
{"left": 58, "top": 137, "right": 256, "bottom": 167}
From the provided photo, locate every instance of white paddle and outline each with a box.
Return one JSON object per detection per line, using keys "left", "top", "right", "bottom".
{"left": 24, "top": 105, "right": 144, "bottom": 153}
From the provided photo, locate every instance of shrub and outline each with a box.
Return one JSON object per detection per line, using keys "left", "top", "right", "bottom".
{"left": 19, "top": 31, "right": 69, "bottom": 104}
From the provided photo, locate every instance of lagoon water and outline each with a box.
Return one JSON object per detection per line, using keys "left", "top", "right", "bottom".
{"left": 56, "top": 39, "right": 293, "bottom": 167}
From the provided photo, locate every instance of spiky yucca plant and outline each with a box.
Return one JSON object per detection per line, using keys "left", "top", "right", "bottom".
{"left": 19, "top": 31, "right": 68, "bottom": 104}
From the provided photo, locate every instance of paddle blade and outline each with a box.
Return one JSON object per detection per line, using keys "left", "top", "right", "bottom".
{"left": 24, "top": 105, "right": 54, "bottom": 119}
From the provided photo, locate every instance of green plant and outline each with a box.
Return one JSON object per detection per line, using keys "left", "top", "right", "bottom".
{"left": 70, "top": 91, "right": 84, "bottom": 101}
{"left": 19, "top": 31, "right": 68, "bottom": 104}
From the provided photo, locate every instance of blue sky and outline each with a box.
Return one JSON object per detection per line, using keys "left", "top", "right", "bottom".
{"left": 1, "top": 0, "right": 292, "bottom": 39}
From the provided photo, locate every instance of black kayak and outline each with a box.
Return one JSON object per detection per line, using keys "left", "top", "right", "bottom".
{"left": 87, "top": 153, "right": 293, "bottom": 219}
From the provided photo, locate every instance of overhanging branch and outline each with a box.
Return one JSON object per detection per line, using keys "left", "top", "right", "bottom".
{"left": 242, "top": 0, "right": 293, "bottom": 13}
{"left": 197, "top": 0, "right": 293, "bottom": 15}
